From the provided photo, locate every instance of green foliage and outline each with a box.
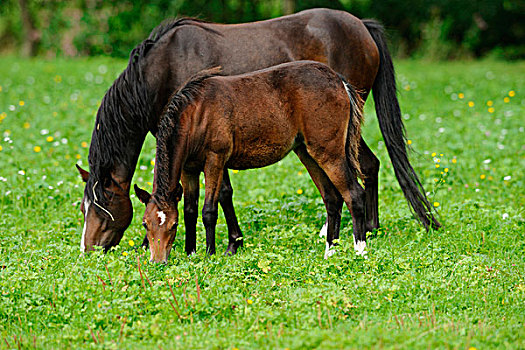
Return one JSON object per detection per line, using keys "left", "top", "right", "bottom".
{"left": 0, "top": 57, "right": 524, "bottom": 347}
{"left": 0, "top": 0, "right": 524, "bottom": 59}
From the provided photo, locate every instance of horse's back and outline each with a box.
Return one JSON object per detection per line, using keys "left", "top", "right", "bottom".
{"left": 196, "top": 61, "right": 351, "bottom": 169}
{"left": 154, "top": 9, "right": 379, "bottom": 91}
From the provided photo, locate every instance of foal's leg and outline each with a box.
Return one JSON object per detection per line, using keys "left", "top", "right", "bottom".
{"left": 219, "top": 170, "right": 243, "bottom": 255}
{"left": 181, "top": 171, "right": 200, "bottom": 256}
{"left": 294, "top": 146, "right": 343, "bottom": 258}
{"left": 310, "top": 152, "right": 367, "bottom": 257}
{"left": 358, "top": 137, "right": 380, "bottom": 232}
{"left": 202, "top": 153, "right": 226, "bottom": 255}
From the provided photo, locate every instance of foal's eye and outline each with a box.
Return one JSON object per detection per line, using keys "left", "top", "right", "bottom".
{"left": 142, "top": 222, "right": 147, "bottom": 230}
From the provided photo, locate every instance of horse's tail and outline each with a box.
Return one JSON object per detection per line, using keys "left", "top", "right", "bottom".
{"left": 339, "top": 74, "right": 364, "bottom": 179}
{"left": 363, "top": 19, "right": 441, "bottom": 230}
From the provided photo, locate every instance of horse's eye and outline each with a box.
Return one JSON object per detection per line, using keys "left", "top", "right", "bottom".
{"left": 170, "top": 222, "right": 177, "bottom": 231}
{"left": 142, "top": 222, "right": 147, "bottom": 230}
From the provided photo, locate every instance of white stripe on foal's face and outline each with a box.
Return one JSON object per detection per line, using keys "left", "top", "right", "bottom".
{"left": 157, "top": 211, "right": 166, "bottom": 226}
{"left": 81, "top": 199, "right": 91, "bottom": 252}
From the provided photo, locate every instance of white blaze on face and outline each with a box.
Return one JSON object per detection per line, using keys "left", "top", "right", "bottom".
{"left": 81, "top": 199, "right": 91, "bottom": 252}
{"left": 157, "top": 211, "right": 166, "bottom": 226}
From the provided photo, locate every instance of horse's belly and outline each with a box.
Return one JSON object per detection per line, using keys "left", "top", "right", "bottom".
{"left": 226, "top": 141, "right": 295, "bottom": 170}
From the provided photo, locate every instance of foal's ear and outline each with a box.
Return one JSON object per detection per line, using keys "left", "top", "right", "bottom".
{"left": 134, "top": 184, "right": 151, "bottom": 204}
{"left": 170, "top": 183, "right": 183, "bottom": 202}
{"left": 76, "top": 164, "right": 89, "bottom": 182}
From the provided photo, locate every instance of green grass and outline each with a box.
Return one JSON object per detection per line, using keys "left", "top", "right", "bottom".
{"left": 0, "top": 57, "right": 524, "bottom": 349}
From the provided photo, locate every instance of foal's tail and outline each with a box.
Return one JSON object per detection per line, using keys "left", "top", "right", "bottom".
{"left": 363, "top": 19, "right": 441, "bottom": 230}
{"left": 339, "top": 74, "right": 364, "bottom": 179}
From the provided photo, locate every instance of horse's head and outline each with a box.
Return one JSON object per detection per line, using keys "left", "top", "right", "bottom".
{"left": 76, "top": 165, "right": 133, "bottom": 252}
{"left": 134, "top": 184, "right": 183, "bottom": 263}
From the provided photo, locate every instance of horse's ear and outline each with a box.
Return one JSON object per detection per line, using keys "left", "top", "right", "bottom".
{"left": 76, "top": 164, "right": 89, "bottom": 182}
{"left": 134, "top": 184, "right": 151, "bottom": 204}
{"left": 171, "top": 183, "right": 183, "bottom": 202}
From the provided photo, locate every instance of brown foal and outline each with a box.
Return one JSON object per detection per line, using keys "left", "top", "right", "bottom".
{"left": 135, "top": 61, "right": 366, "bottom": 263}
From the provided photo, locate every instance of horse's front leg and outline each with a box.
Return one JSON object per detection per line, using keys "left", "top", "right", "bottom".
{"left": 181, "top": 171, "right": 200, "bottom": 256}
{"left": 219, "top": 170, "right": 243, "bottom": 255}
{"left": 202, "top": 153, "right": 226, "bottom": 255}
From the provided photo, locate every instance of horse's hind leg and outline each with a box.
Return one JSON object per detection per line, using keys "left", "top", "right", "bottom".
{"left": 219, "top": 170, "right": 243, "bottom": 255}
{"left": 294, "top": 146, "right": 343, "bottom": 259}
{"left": 310, "top": 151, "right": 367, "bottom": 257}
{"left": 358, "top": 137, "right": 380, "bottom": 232}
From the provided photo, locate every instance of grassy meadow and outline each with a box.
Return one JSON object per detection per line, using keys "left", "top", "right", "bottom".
{"left": 0, "top": 57, "right": 524, "bottom": 349}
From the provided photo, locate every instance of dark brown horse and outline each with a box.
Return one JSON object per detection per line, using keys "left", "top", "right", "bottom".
{"left": 134, "top": 61, "right": 365, "bottom": 263}
{"left": 77, "top": 8, "right": 440, "bottom": 253}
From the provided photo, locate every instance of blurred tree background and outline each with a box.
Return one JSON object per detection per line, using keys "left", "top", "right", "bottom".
{"left": 0, "top": 0, "right": 523, "bottom": 60}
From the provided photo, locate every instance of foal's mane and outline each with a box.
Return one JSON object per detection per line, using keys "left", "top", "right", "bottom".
{"left": 86, "top": 18, "right": 219, "bottom": 206}
{"left": 154, "top": 67, "right": 222, "bottom": 206}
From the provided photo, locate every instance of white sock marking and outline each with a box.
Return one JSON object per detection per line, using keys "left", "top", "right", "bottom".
{"left": 157, "top": 211, "right": 166, "bottom": 226}
{"left": 324, "top": 241, "right": 336, "bottom": 259}
{"left": 354, "top": 239, "right": 368, "bottom": 259}
{"left": 81, "top": 199, "right": 90, "bottom": 252}
{"left": 319, "top": 221, "right": 328, "bottom": 238}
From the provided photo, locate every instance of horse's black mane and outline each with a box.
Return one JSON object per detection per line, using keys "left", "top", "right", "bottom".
{"left": 154, "top": 68, "right": 222, "bottom": 206}
{"left": 85, "top": 17, "right": 218, "bottom": 207}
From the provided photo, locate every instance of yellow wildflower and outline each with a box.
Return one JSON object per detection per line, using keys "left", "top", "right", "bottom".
{"left": 468, "top": 101, "right": 474, "bottom": 107}
{"left": 431, "top": 152, "right": 436, "bottom": 157}
{"left": 486, "top": 100, "right": 493, "bottom": 106}
{"left": 34, "top": 146, "right": 41, "bottom": 153}
{"left": 233, "top": 169, "right": 239, "bottom": 174}
{"left": 452, "top": 158, "right": 457, "bottom": 164}
{"left": 435, "top": 164, "right": 440, "bottom": 168}
{"left": 19, "top": 101, "right": 25, "bottom": 106}
{"left": 81, "top": 141, "right": 88, "bottom": 148}
{"left": 0, "top": 145, "right": 3, "bottom": 151}
{"left": 46, "top": 136, "right": 54, "bottom": 142}
{"left": 407, "top": 139, "right": 412, "bottom": 145}
{"left": 23, "top": 122, "right": 30, "bottom": 129}
{"left": 150, "top": 159, "right": 155, "bottom": 166}
{"left": 480, "top": 174, "right": 486, "bottom": 180}
{"left": 444, "top": 168, "right": 449, "bottom": 172}
{"left": 458, "top": 93, "right": 464, "bottom": 99}
{"left": 247, "top": 299, "right": 253, "bottom": 305}
{"left": 122, "top": 251, "right": 128, "bottom": 256}
{"left": 433, "top": 202, "right": 440, "bottom": 207}
{"left": 504, "top": 97, "right": 510, "bottom": 103}
{"left": 75, "top": 154, "right": 81, "bottom": 159}
{"left": 297, "top": 189, "right": 303, "bottom": 194}
{"left": 509, "top": 90, "right": 515, "bottom": 97}
{"left": 488, "top": 107, "right": 495, "bottom": 113}
{"left": 129, "top": 240, "right": 135, "bottom": 247}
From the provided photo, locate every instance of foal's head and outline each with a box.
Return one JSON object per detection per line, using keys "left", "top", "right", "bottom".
{"left": 76, "top": 165, "right": 133, "bottom": 252}
{"left": 134, "top": 184, "right": 183, "bottom": 263}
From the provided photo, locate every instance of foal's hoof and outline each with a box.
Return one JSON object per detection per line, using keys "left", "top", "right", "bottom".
{"left": 324, "top": 242, "right": 336, "bottom": 259}
{"left": 354, "top": 240, "right": 368, "bottom": 259}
